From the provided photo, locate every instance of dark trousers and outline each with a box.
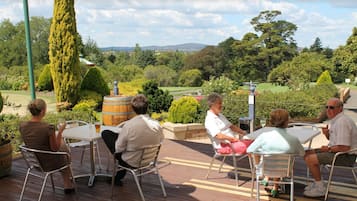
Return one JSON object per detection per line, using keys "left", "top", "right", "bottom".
{"left": 101, "top": 130, "right": 135, "bottom": 180}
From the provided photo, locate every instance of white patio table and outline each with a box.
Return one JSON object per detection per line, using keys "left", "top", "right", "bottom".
{"left": 62, "top": 124, "right": 120, "bottom": 186}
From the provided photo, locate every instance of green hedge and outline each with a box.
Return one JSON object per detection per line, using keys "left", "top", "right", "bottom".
{"left": 197, "top": 84, "right": 338, "bottom": 125}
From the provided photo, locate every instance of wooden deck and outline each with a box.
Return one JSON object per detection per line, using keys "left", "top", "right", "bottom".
{"left": 1, "top": 138, "right": 356, "bottom": 201}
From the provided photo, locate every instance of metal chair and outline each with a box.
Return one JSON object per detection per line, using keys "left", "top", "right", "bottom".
{"left": 205, "top": 134, "right": 248, "bottom": 187}
{"left": 64, "top": 120, "right": 102, "bottom": 169}
{"left": 111, "top": 144, "right": 167, "bottom": 201}
{"left": 250, "top": 153, "right": 296, "bottom": 201}
{"left": 19, "top": 145, "right": 75, "bottom": 201}
{"left": 288, "top": 122, "right": 320, "bottom": 181}
{"left": 287, "top": 122, "right": 319, "bottom": 150}
{"left": 322, "top": 148, "right": 357, "bottom": 201}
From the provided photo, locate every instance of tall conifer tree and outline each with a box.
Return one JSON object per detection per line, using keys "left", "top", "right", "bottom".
{"left": 48, "top": 0, "right": 81, "bottom": 107}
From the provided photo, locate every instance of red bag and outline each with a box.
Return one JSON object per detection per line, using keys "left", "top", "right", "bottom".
{"left": 218, "top": 139, "right": 254, "bottom": 154}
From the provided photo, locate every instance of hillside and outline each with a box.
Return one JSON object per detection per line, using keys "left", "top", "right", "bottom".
{"left": 101, "top": 43, "right": 209, "bottom": 52}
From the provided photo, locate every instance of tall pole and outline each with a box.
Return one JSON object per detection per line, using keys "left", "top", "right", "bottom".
{"left": 248, "top": 81, "right": 256, "bottom": 133}
{"left": 23, "top": 0, "right": 36, "bottom": 100}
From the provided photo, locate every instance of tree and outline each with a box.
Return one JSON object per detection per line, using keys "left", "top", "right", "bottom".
{"left": 310, "top": 37, "right": 323, "bottom": 53}
{"left": 48, "top": 0, "right": 81, "bottom": 107}
{"left": 144, "top": 65, "right": 177, "bottom": 86}
{"left": 28, "top": 17, "right": 51, "bottom": 65}
{"left": 0, "top": 19, "right": 25, "bottom": 67}
{"left": 178, "top": 69, "right": 202, "bottom": 87}
{"left": 136, "top": 50, "right": 156, "bottom": 68}
{"left": 184, "top": 46, "right": 226, "bottom": 80}
{"left": 82, "top": 37, "right": 104, "bottom": 65}
{"left": 138, "top": 80, "right": 173, "bottom": 113}
{"left": 332, "top": 27, "right": 357, "bottom": 82}
{"left": 268, "top": 52, "right": 333, "bottom": 89}
{"left": 250, "top": 10, "right": 298, "bottom": 79}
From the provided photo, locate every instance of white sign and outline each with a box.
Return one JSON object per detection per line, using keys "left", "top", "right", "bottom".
{"left": 248, "top": 95, "right": 254, "bottom": 104}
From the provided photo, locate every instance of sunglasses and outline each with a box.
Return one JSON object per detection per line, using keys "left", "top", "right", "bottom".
{"left": 325, "top": 105, "right": 337, "bottom": 110}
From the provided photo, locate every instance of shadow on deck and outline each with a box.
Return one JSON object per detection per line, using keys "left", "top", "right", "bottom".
{"left": 1, "top": 139, "right": 356, "bottom": 201}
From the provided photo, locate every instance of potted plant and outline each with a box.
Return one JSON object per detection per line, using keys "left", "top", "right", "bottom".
{"left": 0, "top": 125, "right": 14, "bottom": 178}
{"left": 0, "top": 93, "right": 14, "bottom": 178}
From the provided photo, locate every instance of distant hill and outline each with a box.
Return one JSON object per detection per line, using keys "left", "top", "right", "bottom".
{"left": 101, "top": 43, "right": 209, "bottom": 52}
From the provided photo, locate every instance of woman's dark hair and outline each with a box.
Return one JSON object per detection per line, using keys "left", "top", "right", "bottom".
{"left": 27, "top": 98, "right": 46, "bottom": 116}
{"left": 131, "top": 94, "right": 148, "bottom": 114}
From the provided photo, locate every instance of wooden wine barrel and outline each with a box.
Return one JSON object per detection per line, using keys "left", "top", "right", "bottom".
{"left": 102, "top": 96, "right": 135, "bottom": 126}
{"left": 0, "top": 141, "right": 12, "bottom": 178}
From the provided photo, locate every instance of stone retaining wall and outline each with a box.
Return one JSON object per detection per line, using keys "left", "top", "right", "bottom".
{"left": 162, "top": 122, "right": 207, "bottom": 140}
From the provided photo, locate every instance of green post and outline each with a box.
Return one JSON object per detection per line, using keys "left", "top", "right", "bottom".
{"left": 23, "top": 0, "right": 36, "bottom": 100}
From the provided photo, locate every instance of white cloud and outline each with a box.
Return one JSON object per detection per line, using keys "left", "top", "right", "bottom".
{"left": 0, "top": 0, "right": 355, "bottom": 48}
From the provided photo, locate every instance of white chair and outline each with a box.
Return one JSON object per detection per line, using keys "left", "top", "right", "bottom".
{"left": 205, "top": 135, "right": 248, "bottom": 187}
{"left": 250, "top": 153, "right": 296, "bottom": 201}
{"left": 111, "top": 144, "right": 167, "bottom": 201}
{"left": 322, "top": 148, "right": 357, "bottom": 201}
{"left": 64, "top": 120, "right": 102, "bottom": 169}
{"left": 19, "top": 145, "right": 75, "bottom": 201}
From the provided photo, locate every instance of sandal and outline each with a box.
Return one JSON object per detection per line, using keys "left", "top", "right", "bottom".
{"left": 260, "top": 179, "right": 269, "bottom": 186}
{"left": 271, "top": 189, "right": 279, "bottom": 198}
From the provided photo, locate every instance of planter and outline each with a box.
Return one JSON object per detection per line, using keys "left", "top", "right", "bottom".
{"left": 0, "top": 141, "right": 12, "bottom": 178}
{"left": 162, "top": 122, "right": 207, "bottom": 140}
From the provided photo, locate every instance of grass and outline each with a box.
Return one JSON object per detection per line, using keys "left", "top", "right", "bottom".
{"left": 240, "top": 83, "right": 289, "bottom": 93}
{"left": 1, "top": 90, "right": 57, "bottom": 114}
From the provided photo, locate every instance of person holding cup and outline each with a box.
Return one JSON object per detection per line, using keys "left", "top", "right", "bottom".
{"left": 303, "top": 97, "right": 357, "bottom": 197}
{"left": 19, "top": 99, "right": 75, "bottom": 194}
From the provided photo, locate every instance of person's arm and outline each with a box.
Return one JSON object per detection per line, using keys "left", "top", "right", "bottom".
{"left": 230, "top": 124, "right": 247, "bottom": 136}
{"left": 321, "top": 125, "right": 330, "bottom": 140}
{"left": 321, "top": 145, "right": 350, "bottom": 152}
{"left": 215, "top": 133, "right": 238, "bottom": 142}
{"left": 49, "top": 123, "right": 66, "bottom": 151}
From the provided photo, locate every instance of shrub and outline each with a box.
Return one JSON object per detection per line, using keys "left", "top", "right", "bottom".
{"left": 78, "top": 90, "right": 103, "bottom": 110}
{"left": 139, "top": 80, "right": 173, "bottom": 114}
{"left": 178, "top": 69, "right": 203, "bottom": 87}
{"left": 81, "top": 67, "right": 110, "bottom": 96}
{"left": 72, "top": 100, "right": 98, "bottom": 112}
{"left": 316, "top": 70, "right": 333, "bottom": 85}
{"left": 37, "top": 64, "right": 54, "bottom": 91}
{"left": 168, "top": 96, "right": 201, "bottom": 123}
{"left": 0, "top": 91, "right": 3, "bottom": 113}
{"left": 201, "top": 76, "right": 238, "bottom": 95}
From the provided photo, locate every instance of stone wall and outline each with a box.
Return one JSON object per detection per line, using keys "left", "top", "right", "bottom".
{"left": 162, "top": 122, "right": 207, "bottom": 140}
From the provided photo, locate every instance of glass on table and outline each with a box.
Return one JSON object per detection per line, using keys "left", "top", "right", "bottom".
{"left": 57, "top": 118, "right": 66, "bottom": 130}
{"left": 94, "top": 122, "right": 101, "bottom": 134}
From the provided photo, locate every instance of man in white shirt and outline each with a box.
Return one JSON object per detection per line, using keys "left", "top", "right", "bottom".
{"left": 101, "top": 94, "right": 163, "bottom": 185}
{"left": 304, "top": 98, "right": 357, "bottom": 197}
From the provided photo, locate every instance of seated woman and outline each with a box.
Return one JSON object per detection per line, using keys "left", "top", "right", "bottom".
{"left": 19, "top": 99, "right": 75, "bottom": 194}
{"left": 204, "top": 93, "right": 249, "bottom": 154}
{"left": 247, "top": 108, "right": 305, "bottom": 197}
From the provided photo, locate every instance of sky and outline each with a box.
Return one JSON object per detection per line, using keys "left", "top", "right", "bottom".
{"left": 0, "top": 0, "right": 357, "bottom": 49}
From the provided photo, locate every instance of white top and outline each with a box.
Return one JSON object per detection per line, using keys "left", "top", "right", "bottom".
{"left": 244, "top": 126, "right": 321, "bottom": 144}
{"left": 204, "top": 110, "right": 235, "bottom": 149}
{"left": 328, "top": 113, "right": 357, "bottom": 154}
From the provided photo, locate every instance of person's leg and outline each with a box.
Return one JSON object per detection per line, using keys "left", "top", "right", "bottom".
{"left": 304, "top": 150, "right": 334, "bottom": 197}
{"left": 62, "top": 167, "right": 74, "bottom": 188}
{"left": 101, "top": 130, "right": 119, "bottom": 154}
{"left": 304, "top": 150, "right": 322, "bottom": 181}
